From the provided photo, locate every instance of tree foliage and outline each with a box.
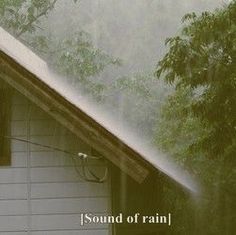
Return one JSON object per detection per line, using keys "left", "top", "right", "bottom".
{"left": 155, "top": 2, "right": 236, "bottom": 233}
{"left": 0, "top": 0, "right": 58, "bottom": 37}
{"left": 109, "top": 73, "right": 170, "bottom": 138}
{"left": 0, "top": 0, "right": 120, "bottom": 99}
{"left": 156, "top": 1, "right": 236, "bottom": 159}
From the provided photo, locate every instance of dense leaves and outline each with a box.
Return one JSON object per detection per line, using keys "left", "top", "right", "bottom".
{"left": 156, "top": 1, "right": 236, "bottom": 158}
{"left": 155, "top": 2, "right": 236, "bottom": 234}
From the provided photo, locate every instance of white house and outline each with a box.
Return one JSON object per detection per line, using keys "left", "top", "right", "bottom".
{"left": 0, "top": 27, "right": 196, "bottom": 235}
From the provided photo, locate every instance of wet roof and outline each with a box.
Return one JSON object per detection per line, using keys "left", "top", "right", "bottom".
{"left": 0, "top": 27, "right": 198, "bottom": 192}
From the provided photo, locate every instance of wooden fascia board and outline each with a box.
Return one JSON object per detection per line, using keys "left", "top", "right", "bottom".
{"left": 0, "top": 50, "right": 150, "bottom": 183}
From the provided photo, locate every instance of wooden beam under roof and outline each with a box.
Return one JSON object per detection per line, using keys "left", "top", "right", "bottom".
{"left": 0, "top": 50, "right": 150, "bottom": 183}
{"left": 0, "top": 28, "right": 199, "bottom": 193}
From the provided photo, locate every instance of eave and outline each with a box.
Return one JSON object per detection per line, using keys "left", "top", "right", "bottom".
{"left": 0, "top": 49, "right": 152, "bottom": 183}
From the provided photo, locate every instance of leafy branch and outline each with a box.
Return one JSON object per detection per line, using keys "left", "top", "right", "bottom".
{"left": 16, "top": 0, "right": 58, "bottom": 38}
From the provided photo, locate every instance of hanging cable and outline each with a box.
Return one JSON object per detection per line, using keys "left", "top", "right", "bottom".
{"left": 73, "top": 153, "right": 108, "bottom": 183}
{"left": 2, "top": 135, "right": 108, "bottom": 183}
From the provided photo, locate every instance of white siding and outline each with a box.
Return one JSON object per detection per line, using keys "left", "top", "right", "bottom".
{"left": 0, "top": 216, "right": 28, "bottom": 232}
{"left": 0, "top": 200, "right": 28, "bottom": 215}
{"left": 0, "top": 91, "right": 110, "bottom": 234}
{"left": 0, "top": 168, "right": 27, "bottom": 183}
{"left": 0, "top": 184, "right": 28, "bottom": 199}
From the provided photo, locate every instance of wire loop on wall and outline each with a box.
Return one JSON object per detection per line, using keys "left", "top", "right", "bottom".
{"left": 3, "top": 135, "right": 108, "bottom": 183}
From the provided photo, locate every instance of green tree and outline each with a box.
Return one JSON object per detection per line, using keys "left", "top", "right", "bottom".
{"left": 155, "top": 1, "right": 236, "bottom": 234}
{"left": 156, "top": 1, "right": 236, "bottom": 158}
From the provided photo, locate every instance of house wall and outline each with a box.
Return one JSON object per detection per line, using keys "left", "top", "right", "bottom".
{"left": 0, "top": 90, "right": 110, "bottom": 234}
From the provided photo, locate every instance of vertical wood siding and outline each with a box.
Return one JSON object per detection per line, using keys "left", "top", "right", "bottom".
{"left": 0, "top": 90, "right": 110, "bottom": 234}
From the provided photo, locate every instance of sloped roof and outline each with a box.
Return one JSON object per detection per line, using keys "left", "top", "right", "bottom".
{"left": 0, "top": 27, "right": 198, "bottom": 192}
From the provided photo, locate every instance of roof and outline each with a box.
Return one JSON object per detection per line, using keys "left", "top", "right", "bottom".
{"left": 0, "top": 27, "right": 198, "bottom": 192}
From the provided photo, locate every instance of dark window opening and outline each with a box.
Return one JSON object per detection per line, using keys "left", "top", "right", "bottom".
{"left": 0, "top": 80, "right": 12, "bottom": 166}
